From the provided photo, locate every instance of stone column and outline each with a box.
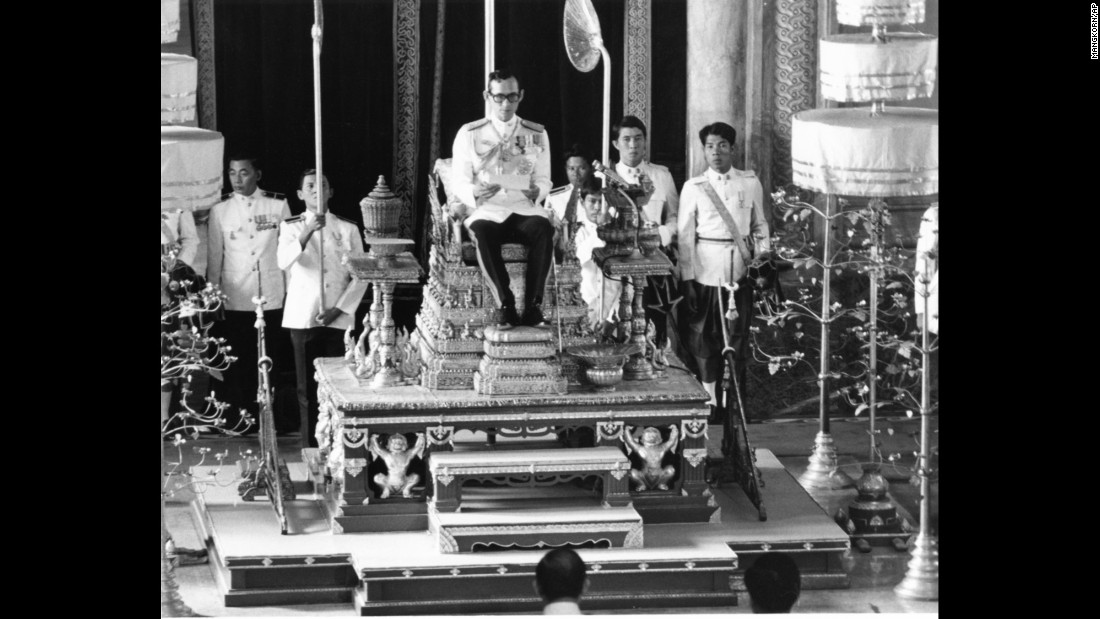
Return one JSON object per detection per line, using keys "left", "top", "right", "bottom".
{"left": 685, "top": 0, "right": 747, "bottom": 177}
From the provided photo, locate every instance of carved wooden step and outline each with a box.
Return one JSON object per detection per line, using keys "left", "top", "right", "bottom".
{"left": 429, "top": 504, "right": 644, "bottom": 553}
{"left": 428, "top": 447, "right": 633, "bottom": 513}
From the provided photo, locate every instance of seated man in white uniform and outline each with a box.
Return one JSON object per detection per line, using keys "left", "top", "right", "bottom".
{"left": 449, "top": 69, "right": 554, "bottom": 328}
{"left": 278, "top": 169, "right": 368, "bottom": 445}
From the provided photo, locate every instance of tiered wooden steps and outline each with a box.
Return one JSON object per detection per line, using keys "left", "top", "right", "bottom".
{"left": 193, "top": 447, "right": 850, "bottom": 614}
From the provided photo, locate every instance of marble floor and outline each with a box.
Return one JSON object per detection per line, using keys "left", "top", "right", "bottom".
{"left": 163, "top": 414, "right": 939, "bottom": 617}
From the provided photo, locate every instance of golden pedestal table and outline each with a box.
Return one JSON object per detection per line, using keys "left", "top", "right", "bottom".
{"left": 344, "top": 245, "right": 423, "bottom": 389}
{"left": 597, "top": 250, "right": 675, "bottom": 381}
{"left": 310, "top": 356, "right": 716, "bottom": 535}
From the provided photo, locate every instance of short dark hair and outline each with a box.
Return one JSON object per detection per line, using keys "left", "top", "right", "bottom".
{"left": 535, "top": 548, "right": 587, "bottom": 602}
{"left": 612, "top": 115, "right": 648, "bottom": 141}
{"left": 487, "top": 69, "right": 520, "bottom": 90}
{"left": 297, "top": 168, "right": 330, "bottom": 190}
{"left": 744, "top": 552, "right": 801, "bottom": 613}
{"left": 227, "top": 154, "right": 262, "bottom": 170}
{"left": 698, "top": 122, "right": 737, "bottom": 147}
{"left": 563, "top": 143, "right": 592, "bottom": 165}
{"left": 578, "top": 178, "right": 602, "bottom": 200}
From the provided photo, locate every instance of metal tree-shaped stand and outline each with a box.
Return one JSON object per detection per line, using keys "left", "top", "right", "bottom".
{"left": 162, "top": 427, "right": 198, "bottom": 617}
{"left": 797, "top": 194, "right": 855, "bottom": 490}
{"left": 895, "top": 258, "right": 938, "bottom": 600}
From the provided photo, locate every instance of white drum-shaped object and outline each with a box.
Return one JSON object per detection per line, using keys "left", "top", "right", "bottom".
{"left": 820, "top": 34, "right": 937, "bottom": 103}
{"left": 836, "top": 0, "right": 925, "bottom": 26}
{"left": 161, "top": 126, "right": 224, "bottom": 212}
{"left": 161, "top": 54, "right": 197, "bottom": 125}
{"left": 791, "top": 107, "right": 938, "bottom": 197}
{"left": 161, "top": 0, "right": 180, "bottom": 44}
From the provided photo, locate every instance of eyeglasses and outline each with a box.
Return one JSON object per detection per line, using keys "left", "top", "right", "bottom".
{"left": 488, "top": 92, "right": 521, "bottom": 104}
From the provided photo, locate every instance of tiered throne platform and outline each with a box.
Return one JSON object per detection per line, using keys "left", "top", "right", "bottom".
{"left": 194, "top": 448, "right": 851, "bottom": 614}
{"left": 188, "top": 159, "right": 852, "bottom": 614}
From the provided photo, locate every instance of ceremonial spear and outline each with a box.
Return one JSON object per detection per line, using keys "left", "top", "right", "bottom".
{"left": 312, "top": 0, "right": 326, "bottom": 316}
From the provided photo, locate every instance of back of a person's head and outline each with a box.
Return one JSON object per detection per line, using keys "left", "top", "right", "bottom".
{"left": 744, "top": 552, "right": 801, "bottom": 613}
{"left": 535, "top": 548, "right": 587, "bottom": 602}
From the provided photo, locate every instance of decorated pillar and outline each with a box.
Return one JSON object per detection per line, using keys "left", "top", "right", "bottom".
{"left": 685, "top": 0, "right": 747, "bottom": 177}
{"left": 771, "top": 0, "right": 817, "bottom": 188}
{"left": 193, "top": 0, "right": 217, "bottom": 131}
{"left": 623, "top": 0, "right": 652, "bottom": 157}
{"left": 393, "top": 0, "right": 420, "bottom": 241}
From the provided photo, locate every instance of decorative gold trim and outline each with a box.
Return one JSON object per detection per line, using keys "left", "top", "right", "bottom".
{"left": 682, "top": 448, "right": 708, "bottom": 468}
{"left": 161, "top": 176, "right": 222, "bottom": 188}
{"left": 345, "top": 458, "right": 368, "bottom": 478}
{"left": 438, "top": 527, "right": 459, "bottom": 553}
{"left": 624, "top": 522, "right": 644, "bottom": 549}
{"left": 393, "top": 0, "right": 420, "bottom": 240}
{"left": 681, "top": 419, "right": 708, "bottom": 439}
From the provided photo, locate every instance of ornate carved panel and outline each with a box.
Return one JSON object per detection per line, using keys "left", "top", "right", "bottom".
{"left": 393, "top": 0, "right": 420, "bottom": 240}
{"left": 624, "top": 0, "right": 652, "bottom": 143}
{"left": 772, "top": 0, "right": 817, "bottom": 188}
{"left": 193, "top": 0, "right": 217, "bottom": 131}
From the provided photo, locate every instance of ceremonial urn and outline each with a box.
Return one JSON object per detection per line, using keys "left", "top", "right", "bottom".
{"left": 359, "top": 175, "right": 402, "bottom": 238}
{"left": 567, "top": 344, "right": 642, "bottom": 392}
{"left": 637, "top": 222, "right": 661, "bottom": 257}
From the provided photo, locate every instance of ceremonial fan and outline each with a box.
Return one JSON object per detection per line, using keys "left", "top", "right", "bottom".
{"left": 563, "top": 0, "right": 611, "bottom": 168}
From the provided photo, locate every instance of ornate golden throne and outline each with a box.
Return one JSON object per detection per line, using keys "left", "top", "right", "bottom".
{"left": 415, "top": 159, "right": 597, "bottom": 390}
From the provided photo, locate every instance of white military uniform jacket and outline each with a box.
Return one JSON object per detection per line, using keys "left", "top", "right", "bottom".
{"left": 207, "top": 189, "right": 291, "bottom": 311}
{"left": 545, "top": 183, "right": 580, "bottom": 226}
{"left": 677, "top": 167, "right": 770, "bottom": 287}
{"left": 450, "top": 115, "right": 552, "bottom": 226}
{"left": 277, "top": 212, "right": 368, "bottom": 332}
{"left": 614, "top": 160, "right": 679, "bottom": 248}
{"left": 915, "top": 205, "right": 938, "bottom": 334}
{"left": 547, "top": 184, "right": 621, "bottom": 324}
{"left": 161, "top": 209, "right": 199, "bottom": 268}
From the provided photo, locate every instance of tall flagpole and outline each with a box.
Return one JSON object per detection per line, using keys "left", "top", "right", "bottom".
{"left": 484, "top": 0, "right": 495, "bottom": 117}
{"left": 312, "top": 0, "right": 326, "bottom": 312}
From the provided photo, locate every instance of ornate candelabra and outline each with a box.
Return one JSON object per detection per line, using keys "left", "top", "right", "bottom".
{"left": 160, "top": 260, "right": 252, "bottom": 616}
{"left": 787, "top": 0, "right": 937, "bottom": 493}
{"left": 895, "top": 231, "right": 938, "bottom": 600}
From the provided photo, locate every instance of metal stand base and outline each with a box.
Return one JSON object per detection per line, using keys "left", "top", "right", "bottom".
{"left": 161, "top": 554, "right": 199, "bottom": 616}
{"left": 798, "top": 432, "right": 855, "bottom": 490}
{"left": 895, "top": 532, "right": 939, "bottom": 600}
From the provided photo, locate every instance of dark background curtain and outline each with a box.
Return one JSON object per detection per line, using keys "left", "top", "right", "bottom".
{"left": 213, "top": 0, "right": 685, "bottom": 256}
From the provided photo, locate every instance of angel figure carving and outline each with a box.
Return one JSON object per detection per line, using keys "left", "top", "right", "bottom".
{"left": 622, "top": 425, "right": 679, "bottom": 491}
{"left": 370, "top": 433, "right": 426, "bottom": 498}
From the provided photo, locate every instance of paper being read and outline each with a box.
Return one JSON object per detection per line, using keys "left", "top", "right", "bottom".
{"left": 480, "top": 171, "right": 531, "bottom": 192}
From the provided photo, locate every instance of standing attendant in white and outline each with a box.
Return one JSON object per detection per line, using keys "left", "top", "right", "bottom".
{"left": 207, "top": 155, "right": 293, "bottom": 431}
{"left": 610, "top": 116, "right": 680, "bottom": 349}
{"left": 278, "top": 170, "right": 368, "bottom": 445}
{"left": 677, "top": 122, "right": 771, "bottom": 417}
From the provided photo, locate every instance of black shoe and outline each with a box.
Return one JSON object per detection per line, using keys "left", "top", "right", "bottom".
{"left": 499, "top": 305, "right": 520, "bottom": 328}
{"left": 521, "top": 304, "right": 549, "bottom": 328}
